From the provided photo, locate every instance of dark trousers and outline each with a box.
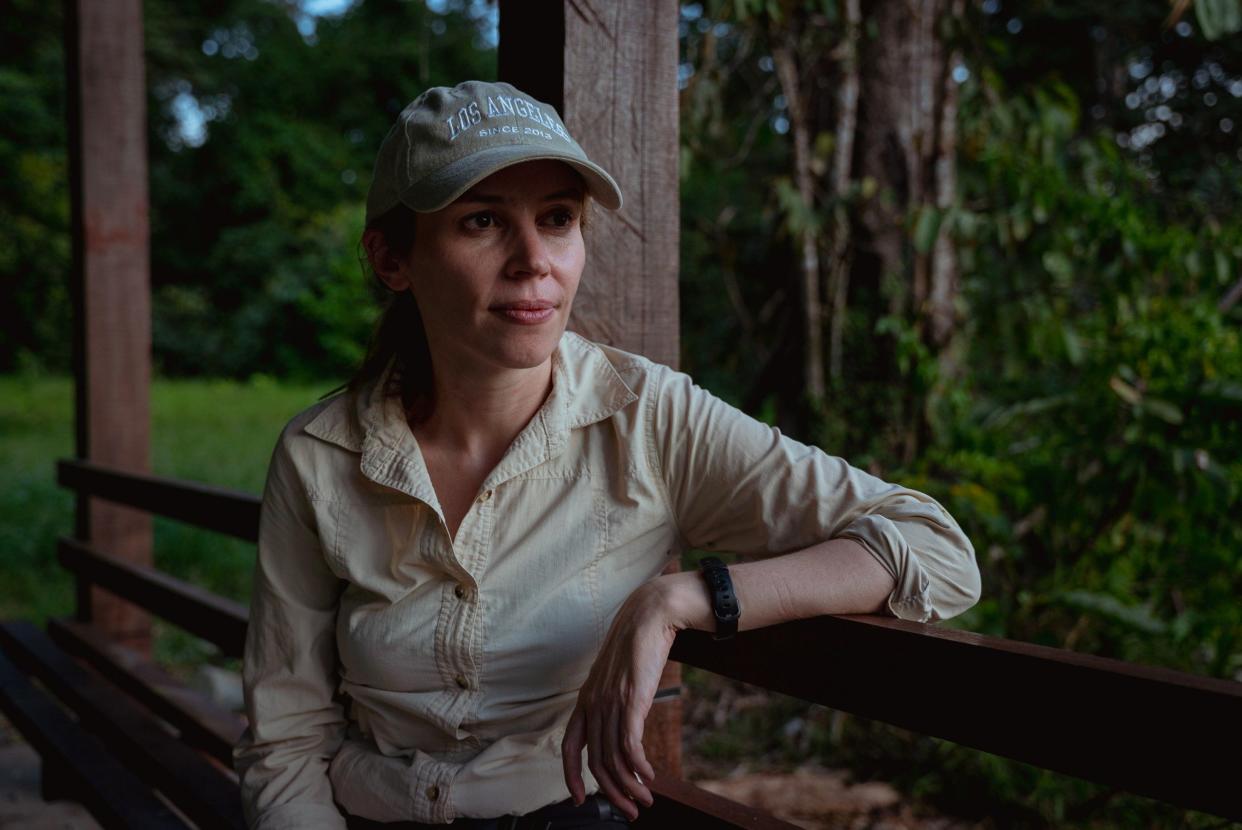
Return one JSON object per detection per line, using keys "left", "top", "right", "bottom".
{"left": 345, "top": 793, "right": 631, "bottom": 830}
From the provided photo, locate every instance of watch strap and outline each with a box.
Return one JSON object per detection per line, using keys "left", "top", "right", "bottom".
{"left": 698, "top": 556, "right": 740, "bottom": 640}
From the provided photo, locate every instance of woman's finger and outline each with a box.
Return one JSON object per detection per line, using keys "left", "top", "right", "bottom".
{"left": 623, "top": 705, "right": 656, "bottom": 793}
{"left": 600, "top": 703, "right": 624, "bottom": 789}
{"left": 602, "top": 705, "right": 639, "bottom": 804}
{"left": 587, "top": 706, "right": 635, "bottom": 820}
{"left": 561, "top": 707, "right": 587, "bottom": 804}
{"left": 610, "top": 705, "right": 653, "bottom": 808}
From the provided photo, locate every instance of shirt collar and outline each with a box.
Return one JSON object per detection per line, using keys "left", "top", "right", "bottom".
{"left": 302, "top": 332, "right": 638, "bottom": 500}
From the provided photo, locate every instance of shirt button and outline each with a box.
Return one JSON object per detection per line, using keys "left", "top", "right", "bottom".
{"left": 426, "top": 785, "right": 440, "bottom": 801}
{"left": 477, "top": 489, "right": 492, "bottom": 503}
{"left": 455, "top": 674, "right": 469, "bottom": 689}
{"left": 454, "top": 583, "right": 466, "bottom": 599}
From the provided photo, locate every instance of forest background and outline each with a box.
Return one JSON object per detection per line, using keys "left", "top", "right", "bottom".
{"left": 2, "top": 0, "right": 1241, "bottom": 827}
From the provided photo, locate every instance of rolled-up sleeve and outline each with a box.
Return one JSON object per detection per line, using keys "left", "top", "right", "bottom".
{"left": 650, "top": 367, "right": 980, "bottom": 622}
{"left": 234, "top": 430, "right": 348, "bottom": 830}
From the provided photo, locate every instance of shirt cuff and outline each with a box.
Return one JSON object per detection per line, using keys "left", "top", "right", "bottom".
{"left": 836, "top": 514, "right": 934, "bottom": 623}
{"left": 328, "top": 735, "right": 459, "bottom": 824}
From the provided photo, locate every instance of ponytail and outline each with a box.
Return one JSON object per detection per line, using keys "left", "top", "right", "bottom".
{"left": 344, "top": 204, "right": 432, "bottom": 413}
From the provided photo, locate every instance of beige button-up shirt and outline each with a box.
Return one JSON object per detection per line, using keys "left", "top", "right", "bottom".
{"left": 235, "top": 332, "right": 980, "bottom": 829}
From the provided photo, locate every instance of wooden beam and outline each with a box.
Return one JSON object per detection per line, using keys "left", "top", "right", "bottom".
{"left": 671, "top": 614, "right": 1242, "bottom": 821}
{"left": 497, "top": 0, "right": 565, "bottom": 110}
{"left": 643, "top": 773, "right": 802, "bottom": 829}
{"left": 58, "top": 538, "right": 249, "bottom": 659}
{"left": 0, "top": 622, "right": 246, "bottom": 829}
{"left": 58, "top": 459, "right": 261, "bottom": 543}
{"left": 65, "top": 0, "right": 153, "bottom": 652}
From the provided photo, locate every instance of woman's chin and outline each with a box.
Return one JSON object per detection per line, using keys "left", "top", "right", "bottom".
{"left": 489, "top": 329, "right": 565, "bottom": 371}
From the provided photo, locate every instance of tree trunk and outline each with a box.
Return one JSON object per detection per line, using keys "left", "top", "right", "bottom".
{"left": 772, "top": 35, "right": 826, "bottom": 405}
{"left": 852, "top": 0, "right": 961, "bottom": 462}
{"left": 826, "top": 0, "right": 861, "bottom": 384}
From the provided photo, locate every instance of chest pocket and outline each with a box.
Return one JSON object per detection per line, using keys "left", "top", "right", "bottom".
{"left": 479, "top": 470, "right": 607, "bottom": 695}
{"left": 315, "top": 493, "right": 441, "bottom": 603}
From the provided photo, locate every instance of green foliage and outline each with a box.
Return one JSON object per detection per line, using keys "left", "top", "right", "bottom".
{"left": 0, "top": 1, "right": 71, "bottom": 373}
{"left": 679, "top": 5, "right": 1242, "bottom": 823}
{"left": 0, "top": 0, "right": 495, "bottom": 379}
{"left": 1196, "top": 0, "right": 1242, "bottom": 40}
{"left": 0, "top": 375, "right": 328, "bottom": 666}
{"left": 939, "top": 69, "right": 1242, "bottom": 681}
{"left": 142, "top": 0, "right": 495, "bottom": 379}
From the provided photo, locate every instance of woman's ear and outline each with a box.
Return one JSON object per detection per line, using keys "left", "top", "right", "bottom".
{"left": 362, "top": 228, "right": 412, "bottom": 292}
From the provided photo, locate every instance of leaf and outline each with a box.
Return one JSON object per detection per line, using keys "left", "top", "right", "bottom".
{"left": 1062, "top": 324, "right": 1083, "bottom": 366}
{"left": 1199, "top": 380, "right": 1242, "bottom": 403}
{"left": 1141, "top": 397, "right": 1184, "bottom": 424}
{"left": 1214, "top": 249, "right": 1231, "bottom": 285}
{"left": 1109, "top": 375, "right": 1142, "bottom": 405}
{"left": 1196, "top": 0, "right": 1242, "bottom": 39}
{"left": 1057, "top": 590, "right": 1168, "bottom": 635}
{"left": 1042, "top": 250, "right": 1073, "bottom": 283}
{"left": 913, "top": 204, "right": 943, "bottom": 253}
{"left": 982, "top": 394, "right": 1071, "bottom": 428}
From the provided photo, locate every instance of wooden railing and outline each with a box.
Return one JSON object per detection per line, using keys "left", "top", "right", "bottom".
{"left": 57, "top": 459, "right": 1242, "bottom": 823}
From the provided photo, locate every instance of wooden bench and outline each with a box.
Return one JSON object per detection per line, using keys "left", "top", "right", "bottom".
{"left": 2, "top": 458, "right": 1239, "bottom": 826}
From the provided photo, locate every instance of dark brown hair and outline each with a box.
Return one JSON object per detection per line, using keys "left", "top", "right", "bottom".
{"left": 347, "top": 203, "right": 432, "bottom": 413}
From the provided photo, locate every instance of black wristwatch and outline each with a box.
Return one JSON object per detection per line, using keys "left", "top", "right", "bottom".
{"left": 698, "top": 557, "right": 740, "bottom": 640}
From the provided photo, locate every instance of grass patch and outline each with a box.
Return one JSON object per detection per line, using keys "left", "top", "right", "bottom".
{"left": 0, "top": 373, "right": 334, "bottom": 627}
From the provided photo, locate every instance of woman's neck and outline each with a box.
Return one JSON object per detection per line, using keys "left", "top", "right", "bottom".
{"left": 410, "top": 357, "right": 554, "bottom": 463}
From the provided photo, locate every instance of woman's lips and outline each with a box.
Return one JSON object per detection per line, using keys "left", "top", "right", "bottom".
{"left": 491, "top": 301, "right": 557, "bottom": 324}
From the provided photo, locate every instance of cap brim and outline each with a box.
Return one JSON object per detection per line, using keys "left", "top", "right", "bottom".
{"left": 398, "top": 144, "right": 623, "bottom": 212}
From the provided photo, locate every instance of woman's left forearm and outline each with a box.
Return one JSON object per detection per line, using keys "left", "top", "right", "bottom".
{"left": 654, "top": 538, "right": 896, "bottom": 633}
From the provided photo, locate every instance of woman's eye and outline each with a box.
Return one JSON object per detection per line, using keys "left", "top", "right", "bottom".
{"left": 546, "top": 208, "right": 575, "bottom": 228}
{"left": 464, "top": 212, "right": 496, "bottom": 230}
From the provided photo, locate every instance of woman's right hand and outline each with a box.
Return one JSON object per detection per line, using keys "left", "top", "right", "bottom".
{"left": 560, "top": 579, "right": 680, "bottom": 820}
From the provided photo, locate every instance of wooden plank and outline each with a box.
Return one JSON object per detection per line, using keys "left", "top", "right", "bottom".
{"left": 58, "top": 538, "right": 249, "bottom": 659}
{"left": 640, "top": 772, "right": 802, "bottom": 829}
{"left": 0, "top": 648, "right": 190, "bottom": 829}
{"left": 497, "top": 0, "right": 564, "bottom": 109}
{"left": 670, "top": 614, "right": 1242, "bottom": 821}
{"left": 58, "top": 459, "right": 261, "bottom": 542}
{"left": 565, "top": 0, "right": 681, "bottom": 369}
{"left": 49, "top": 617, "right": 246, "bottom": 767}
{"left": 65, "top": 0, "right": 153, "bottom": 652}
{"left": 0, "top": 622, "right": 246, "bottom": 829}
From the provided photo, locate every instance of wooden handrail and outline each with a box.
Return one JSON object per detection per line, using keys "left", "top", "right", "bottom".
{"left": 671, "top": 617, "right": 1242, "bottom": 821}
{"left": 58, "top": 459, "right": 260, "bottom": 542}
{"left": 59, "top": 538, "right": 248, "bottom": 659}
{"left": 57, "top": 461, "right": 1242, "bottom": 821}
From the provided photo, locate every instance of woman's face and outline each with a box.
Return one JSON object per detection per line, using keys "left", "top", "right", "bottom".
{"left": 401, "top": 160, "right": 587, "bottom": 378}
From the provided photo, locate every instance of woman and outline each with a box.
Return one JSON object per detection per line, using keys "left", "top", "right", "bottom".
{"left": 235, "top": 80, "right": 980, "bottom": 830}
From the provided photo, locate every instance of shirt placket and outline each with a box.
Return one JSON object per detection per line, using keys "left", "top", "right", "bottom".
{"left": 431, "top": 488, "right": 493, "bottom": 741}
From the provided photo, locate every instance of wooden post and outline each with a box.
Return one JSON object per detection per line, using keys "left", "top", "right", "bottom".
{"left": 64, "top": 0, "right": 153, "bottom": 653}
{"left": 500, "top": 0, "right": 683, "bottom": 776}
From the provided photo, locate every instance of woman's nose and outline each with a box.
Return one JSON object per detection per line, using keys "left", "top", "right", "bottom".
{"left": 504, "top": 221, "right": 552, "bottom": 279}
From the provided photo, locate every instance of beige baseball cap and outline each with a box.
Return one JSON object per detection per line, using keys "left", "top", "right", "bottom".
{"left": 365, "top": 80, "right": 623, "bottom": 224}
